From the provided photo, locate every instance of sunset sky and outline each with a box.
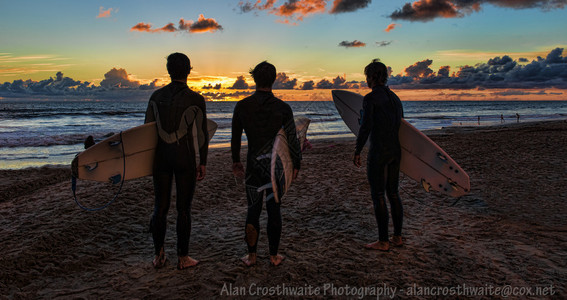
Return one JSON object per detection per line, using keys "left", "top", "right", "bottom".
{"left": 1, "top": 0, "right": 566, "bottom": 100}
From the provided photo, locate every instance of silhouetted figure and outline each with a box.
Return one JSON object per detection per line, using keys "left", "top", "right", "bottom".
{"left": 501, "top": 114, "right": 504, "bottom": 123}
{"left": 145, "top": 52, "right": 209, "bottom": 270}
{"left": 231, "top": 61, "right": 302, "bottom": 267}
{"left": 516, "top": 113, "right": 520, "bottom": 123}
{"left": 354, "top": 59, "right": 404, "bottom": 252}
{"left": 84, "top": 136, "right": 95, "bottom": 149}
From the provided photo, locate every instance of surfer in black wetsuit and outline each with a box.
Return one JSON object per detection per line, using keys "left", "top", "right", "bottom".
{"left": 144, "top": 53, "right": 209, "bottom": 269}
{"left": 354, "top": 59, "right": 404, "bottom": 252}
{"left": 231, "top": 61, "right": 302, "bottom": 266}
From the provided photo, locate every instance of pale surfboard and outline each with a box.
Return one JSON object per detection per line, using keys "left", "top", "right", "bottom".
{"left": 332, "top": 90, "right": 470, "bottom": 197}
{"left": 71, "top": 119, "right": 217, "bottom": 183}
{"left": 258, "top": 116, "right": 310, "bottom": 203}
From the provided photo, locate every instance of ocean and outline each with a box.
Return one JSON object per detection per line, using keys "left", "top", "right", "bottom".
{"left": 1, "top": 98, "right": 566, "bottom": 169}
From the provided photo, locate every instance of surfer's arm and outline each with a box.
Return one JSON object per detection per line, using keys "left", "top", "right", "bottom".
{"left": 198, "top": 98, "right": 208, "bottom": 166}
{"left": 144, "top": 101, "right": 155, "bottom": 124}
{"left": 231, "top": 104, "right": 243, "bottom": 163}
{"left": 284, "top": 107, "right": 301, "bottom": 171}
{"left": 355, "top": 97, "right": 373, "bottom": 155}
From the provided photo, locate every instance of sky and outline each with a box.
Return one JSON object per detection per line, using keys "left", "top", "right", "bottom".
{"left": 1, "top": 0, "right": 567, "bottom": 100}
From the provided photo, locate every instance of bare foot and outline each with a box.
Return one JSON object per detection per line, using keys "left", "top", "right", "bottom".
{"left": 364, "top": 241, "right": 390, "bottom": 251}
{"left": 270, "top": 254, "right": 285, "bottom": 266}
{"left": 177, "top": 256, "right": 199, "bottom": 270}
{"left": 391, "top": 235, "right": 403, "bottom": 247}
{"left": 152, "top": 248, "right": 166, "bottom": 269}
{"left": 241, "top": 253, "right": 257, "bottom": 267}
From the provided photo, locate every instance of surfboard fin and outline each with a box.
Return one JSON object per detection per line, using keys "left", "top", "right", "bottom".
{"left": 421, "top": 179, "right": 431, "bottom": 193}
{"left": 109, "top": 174, "right": 122, "bottom": 185}
{"left": 109, "top": 140, "right": 122, "bottom": 147}
{"left": 85, "top": 162, "right": 98, "bottom": 172}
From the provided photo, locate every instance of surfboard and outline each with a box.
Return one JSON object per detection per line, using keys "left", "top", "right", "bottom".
{"left": 332, "top": 90, "right": 470, "bottom": 197}
{"left": 258, "top": 116, "right": 310, "bottom": 203}
{"left": 71, "top": 119, "right": 218, "bottom": 183}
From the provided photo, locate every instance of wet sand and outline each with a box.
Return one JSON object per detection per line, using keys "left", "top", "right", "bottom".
{"left": 1, "top": 120, "right": 566, "bottom": 299}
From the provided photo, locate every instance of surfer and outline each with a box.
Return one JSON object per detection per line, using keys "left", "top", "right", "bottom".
{"left": 144, "top": 53, "right": 209, "bottom": 270}
{"left": 353, "top": 59, "right": 404, "bottom": 252}
{"left": 231, "top": 61, "right": 302, "bottom": 266}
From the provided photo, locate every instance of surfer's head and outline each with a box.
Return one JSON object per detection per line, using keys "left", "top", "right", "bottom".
{"left": 167, "top": 53, "right": 192, "bottom": 80}
{"left": 364, "top": 59, "right": 388, "bottom": 87}
{"left": 250, "top": 61, "right": 276, "bottom": 89}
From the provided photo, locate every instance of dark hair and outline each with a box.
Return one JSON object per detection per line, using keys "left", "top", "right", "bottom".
{"left": 167, "top": 53, "right": 192, "bottom": 80}
{"left": 249, "top": 61, "right": 276, "bottom": 88}
{"left": 364, "top": 59, "right": 388, "bottom": 86}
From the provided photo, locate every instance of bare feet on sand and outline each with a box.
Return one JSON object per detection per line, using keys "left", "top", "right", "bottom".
{"left": 177, "top": 256, "right": 199, "bottom": 270}
{"left": 390, "top": 235, "right": 403, "bottom": 247}
{"left": 364, "top": 241, "right": 390, "bottom": 251}
{"left": 241, "top": 253, "right": 257, "bottom": 267}
{"left": 152, "top": 248, "right": 166, "bottom": 269}
{"left": 270, "top": 254, "right": 285, "bottom": 266}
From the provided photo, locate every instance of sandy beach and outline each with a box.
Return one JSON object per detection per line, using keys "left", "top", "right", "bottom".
{"left": 1, "top": 120, "right": 566, "bottom": 299}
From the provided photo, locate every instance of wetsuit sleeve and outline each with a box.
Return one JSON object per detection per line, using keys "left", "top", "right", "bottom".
{"left": 283, "top": 105, "right": 301, "bottom": 170}
{"left": 231, "top": 103, "right": 243, "bottom": 163}
{"left": 198, "top": 96, "right": 208, "bottom": 166}
{"left": 355, "top": 96, "right": 373, "bottom": 155}
{"left": 144, "top": 99, "right": 155, "bottom": 124}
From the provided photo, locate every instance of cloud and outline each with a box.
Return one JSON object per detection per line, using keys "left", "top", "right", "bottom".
{"left": 389, "top": 0, "right": 566, "bottom": 22}
{"left": 131, "top": 15, "right": 223, "bottom": 34}
{"left": 404, "top": 59, "right": 435, "bottom": 78}
{"left": 184, "top": 14, "right": 224, "bottom": 33}
{"left": 338, "top": 40, "right": 366, "bottom": 48}
{"left": 299, "top": 80, "right": 315, "bottom": 90}
{"left": 202, "top": 83, "right": 222, "bottom": 89}
{"left": 376, "top": 41, "right": 393, "bottom": 47}
{"left": 387, "top": 47, "right": 567, "bottom": 89}
{"left": 273, "top": 72, "right": 298, "bottom": 89}
{"left": 384, "top": 23, "right": 399, "bottom": 32}
{"left": 238, "top": 0, "right": 371, "bottom": 23}
{"left": 330, "top": 0, "right": 372, "bottom": 13}
{"left": 202, "top": 90, "right": 253, "bottom": 100}
{"left": 315, "top": 76, "right": 361, "bottom": 89}
{"left": 227, "top": 75, "right": 251, "bottom": 89}
{"left": 97, "top": 7, "right": 116, "bottom": 18}
{"left": 100, "top": 68, "right": 141, "bottom": 89}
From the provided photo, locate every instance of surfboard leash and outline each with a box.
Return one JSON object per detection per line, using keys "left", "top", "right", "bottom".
{"left": 72, "top": 131, "right": 126, "bottom": 212}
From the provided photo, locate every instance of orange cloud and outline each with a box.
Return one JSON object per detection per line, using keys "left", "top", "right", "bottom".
{"left": 385, "top": 23, "right": 399, "bottom": 32}
{"left": 338, "top": 40, "right": 366, "bottom": 48}
{"left": 273, "top": 0, "right": 327, "bottom": 21}
{"left": 131, "top": 15, "right": 222, "bottom": 34}
{"left": 96, "top": 7, "right": 114, "bottom": 19}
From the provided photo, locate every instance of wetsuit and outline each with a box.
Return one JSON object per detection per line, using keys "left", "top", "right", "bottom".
{"left": 231, "top": 91, "right": 301, "bottom": 256}
{"left": 355, "top": 85, "right": 403, "bottom": 242}
{"left": 144, "top": 81, "right": 208, "bottom": 257}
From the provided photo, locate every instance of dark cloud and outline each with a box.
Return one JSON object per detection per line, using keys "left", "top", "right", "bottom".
{"left": 0, "top": 69, "right": 162, "bottom": 99}
{"left": 315, "top": 76, "right": 361, "bottom": 89}
{"left": 388, "top": 47, "right": 567, "bottom": 89}
{"left": 227, "top": 75, "right": 251, "bottom": 90}
{"left": 100, "top": 68, "right": 140, "bottom": 89}
{"left": 404, "top": 59, "right": 435, "bottom": 78}
{"left": 390, "top": 0, "right": 566, "bottom": 22}
{"left": 376, "top": 41, "right": 393, "bottom": 47}
{"left": 131, "top": 15, "right": 223, "bottom": 34}
{"left": 238, "top": 0, "right": 370, "bottom": 23}
{"left": 338, "top": 40, "right": 366, "bottom": 48}
{"left": 273, "top": 72, "right": 298, "bottom": 89}
{"left": 202, "top": 90, "right": 253, "bottom": 100}
{"left": 202, "top": 83, "right": 222, "bottom": 90}
{"left": 330, "top": 0, "right": 372, "bottom": 13}
{"left": 299, "top": 80, "right": 315, "bottom": 90}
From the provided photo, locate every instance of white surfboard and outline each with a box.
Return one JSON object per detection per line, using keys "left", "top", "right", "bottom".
{"left": 71, "top": 119, "right": 218, "bottom": 183}
{"left": 258, "top": 116, "right": 310, "bottom": 203}
{"left": 332, "top": 90, "right": 470, "bottom": 197}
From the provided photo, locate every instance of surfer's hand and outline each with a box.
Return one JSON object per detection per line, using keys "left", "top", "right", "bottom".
{"left": 232, "top": 162, "right": 245, "bottom": 178}
{"left": 353, "top": 154, "right": 362, "bottom": 168}
{"left": 196, "top": 165, "right": 206, "bottom": 181}
{"left": 292, "top": 169, "right": 299, "bottom": 181}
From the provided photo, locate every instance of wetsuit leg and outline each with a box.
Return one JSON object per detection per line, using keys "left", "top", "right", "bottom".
{"left": 385, "top": 158, "right": 403, "bottom": 237}
{"left": 266, "top": 197, "right": 282, "bottom": 256}
{"left": 245, "top": 185, "right": 263, "bottom": 254}
{"left": 175, "top": 166, "right": 196, "bottom": 257}
{"left": 151, "top": 169, "right": 173, "bottom": 255}
{"left": 367, "top": 154, "right": 389, "bottom": 242}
